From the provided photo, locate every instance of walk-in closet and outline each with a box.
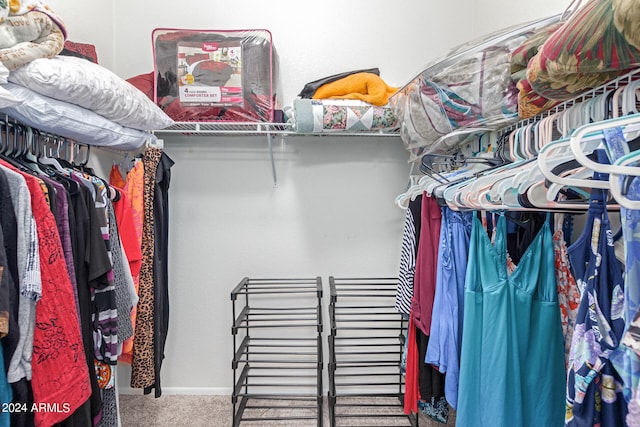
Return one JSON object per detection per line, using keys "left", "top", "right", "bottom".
{"left": 0, "top": 0, "right": 638, "bottom": 426}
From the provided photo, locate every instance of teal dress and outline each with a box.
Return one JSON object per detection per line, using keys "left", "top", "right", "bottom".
{"left": 457, "top": 214, "right": 566, "bottom": 427}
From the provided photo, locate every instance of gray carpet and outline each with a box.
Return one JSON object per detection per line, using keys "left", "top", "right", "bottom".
{"left": 118, "top": 395, "right": 456, "bottom": 426}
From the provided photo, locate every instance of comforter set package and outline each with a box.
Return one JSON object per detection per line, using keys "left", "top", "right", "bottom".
{"left": 153, "top": 28, "right": 279, "bottom": 122}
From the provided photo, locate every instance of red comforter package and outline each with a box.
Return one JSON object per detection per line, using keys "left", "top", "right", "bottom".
{"left": 152, "top": 28, "right": 279, "bottom": 122}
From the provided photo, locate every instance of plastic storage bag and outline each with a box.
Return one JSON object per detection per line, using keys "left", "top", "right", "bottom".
{"left": 153, "top": 28, "right": 279, "bottom": 122}
{"left": 389, "top": 15, "right": 561, "bottom": 162}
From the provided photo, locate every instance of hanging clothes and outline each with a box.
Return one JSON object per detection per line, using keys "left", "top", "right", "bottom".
{"left": 0, "top": 253, "right": 11, "bottom": 427}
{"left": 0, "top": 341, "right": 11, "bottom": 427}
{"left": 411, "top": 194, "right": 441, "bottom": 336}
{"left": 553, "top": 212, "right": 581, "bottom": 366}
{"left": 620, "top": 177, "right": 640, "bottom": 427}
{"left": 1, "top": 164, "right": 39, "bottom": 427}
{"left": 148, "top": 151, "right": 174, "bottom": 397}
{"left": 408, "top": 193, "right": 447, "bottom": 422}
{"left": 0, "top": 159, "right": 92, "bottom": 427}
{"left": 61, "top": 177, "right": 110, "bottom": 427}
{"left": 131, "top": 147, "right": 162, "bottom": 390}
{"left": 0, "top": 170, "right": 15, "bottom": 339}
{"left": 117, "top": 159, "right": 144, "bottom": 365}
{"left": 0, "top": 166, "right": 21, "bottom": 393}
{"left": 425, "top": 207, "right": 472, "bottom": 410}
{"left": 457, "top": 213, "right": 566, "bottom": 427}
{"left": 565, "top": 171, "right": 627, "bottom": 425}
{"left": 396, "top": 195, "right": 422, "bottom": 316}
{"left": 404, "top": 312, "right": 419, "bottom": 415}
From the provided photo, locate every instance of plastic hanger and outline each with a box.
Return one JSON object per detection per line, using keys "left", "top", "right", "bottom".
{"left": 21, "top": 126, "right": 48, "bottom": 175}
{"left": 520, "top": 180, "right": 595, "bottom": 211}
{"left": 37, "top": 134, "right": 68, "bottom": 174}
{"left": 569, "top": 113, "right": 640, "bottom": 176}
{"left": 538, "top": 137, "right": 609, "bottom": 189}
{"left": 611, "top": 85, "right": 627, "bottom": 118}
{"left": 622, "top": 79, "right": 640, "bottom": 115}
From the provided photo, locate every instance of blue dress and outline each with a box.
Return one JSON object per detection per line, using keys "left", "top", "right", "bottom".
{"left": 565, "top": 183, "right": 627, "bottom": 426}
{"left": 457, "top": 213, "right": 566, "bottom": 427}
{"left": 425, "top": 207, "right": 472, "bottom": 410}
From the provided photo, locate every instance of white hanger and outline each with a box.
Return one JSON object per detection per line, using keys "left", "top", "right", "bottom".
{"left": 537, "top": 135, "right": 604, "bottom": 187}
{"left": 622, "top": 79, "right": 640, "bottom": 115}
{"left": 569, "top": 113, "right": 640, "bottom": 176}
{"left": 37, "top": 134, "right": 67, "bottom": 173}
{"left": 522, "top": 180, "right": 593, "bottom": 211}
{"left": 611, "top": 85, "right": 627, "bottom": 118}
{"left": 544, "top": 166, "right": 593, "bottom": 201}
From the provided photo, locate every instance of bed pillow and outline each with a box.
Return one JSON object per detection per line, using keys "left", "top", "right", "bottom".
{"left": 0, "top": 83, "right": 156, "bottom": 151}
{"left": 8, "top": 55, "right": 174, "bottom": 130}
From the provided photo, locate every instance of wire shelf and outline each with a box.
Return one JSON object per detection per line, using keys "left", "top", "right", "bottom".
{"left": 154, "top": 121, "right": 401, "bottom": 137}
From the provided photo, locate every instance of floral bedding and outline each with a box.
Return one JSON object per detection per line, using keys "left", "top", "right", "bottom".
{"left": 291, "top": 98, "right": 398, "bottom": 133}
{"left": 526, "top": 0, "right": 640, "bottom": 102}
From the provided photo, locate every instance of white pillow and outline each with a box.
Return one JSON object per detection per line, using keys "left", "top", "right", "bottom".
{"left": 0, "top": 83, "right": 156, "bottom": 151}
{"left": 8, "top": 55, "right": 173, "bottom": 130}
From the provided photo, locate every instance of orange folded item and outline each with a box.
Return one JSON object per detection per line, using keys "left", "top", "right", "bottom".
{"left": 312, "top": 72, "right": 397, "bottom": 106}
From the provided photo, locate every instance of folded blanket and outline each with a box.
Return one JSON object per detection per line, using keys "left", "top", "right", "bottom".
{"left": 291, "top": 98, "right": 398, "bottom": 133}
{"left": 0, "top": 11, "right": 65, "bottom": 70}
{"left": 312, "top": 72, "right": 397, "bottom": 106}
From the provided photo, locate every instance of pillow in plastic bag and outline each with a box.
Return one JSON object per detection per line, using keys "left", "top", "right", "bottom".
{"left": 527, "top": 0, "right": 640, "bottom": 101}
{"left": 394, "top": 45, "right": 518, "bottom": 160}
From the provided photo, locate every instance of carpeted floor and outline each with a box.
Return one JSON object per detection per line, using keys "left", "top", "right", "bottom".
{"left": 118, "top": 395, "right": 456, "bottom": 426}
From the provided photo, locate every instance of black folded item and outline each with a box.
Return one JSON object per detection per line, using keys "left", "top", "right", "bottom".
{"left": 298, "top": 67, "right": 380, "bottom": 98}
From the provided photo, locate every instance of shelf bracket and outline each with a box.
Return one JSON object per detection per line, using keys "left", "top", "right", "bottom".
{"left": 266, "top": 133, "right": 277, "bottom": 187}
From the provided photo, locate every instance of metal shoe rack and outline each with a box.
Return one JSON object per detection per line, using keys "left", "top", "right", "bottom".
{"left": 328, "top": 277, "right": 418, "bottom": 427}
{"left": 231, "top": 277, "right": 324, "bottom": 426}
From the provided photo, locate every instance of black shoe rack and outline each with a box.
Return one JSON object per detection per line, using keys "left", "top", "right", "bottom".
{"left": 231, "top": 277, "right": 324, "bottom": 426}
{"left": 328, "top": 277, "right": 418, "bottom": 427}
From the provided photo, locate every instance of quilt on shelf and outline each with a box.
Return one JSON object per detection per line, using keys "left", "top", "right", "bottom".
{"left": 290, "top": 98, "right": 398, "bottom": 133}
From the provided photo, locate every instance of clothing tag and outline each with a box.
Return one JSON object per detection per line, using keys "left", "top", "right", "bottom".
{"left": 147, "top": 138, "right": 164, "bottom": 149}
{"left": 602, "top": 126, "right": 628, "bottom": 162}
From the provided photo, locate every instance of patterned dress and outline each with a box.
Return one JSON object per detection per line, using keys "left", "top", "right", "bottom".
{"left": 553, "top": 213, "right": 581, "bottom": 366}
{"left": 565, "top": 185, "right": 627, "bottom": 426}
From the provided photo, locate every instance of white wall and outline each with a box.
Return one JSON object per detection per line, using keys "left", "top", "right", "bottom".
{"left": 471, "top": 0, "right": 569, "bottom": 37}
{"left": 46, "top": 0, "right": 115, "bottom": 70}
{"left": 55, "top": 0, "right": 569, "bottom": 395}
{"left": 116, "top": 135, "right": 411, "bottom": 394}
{"left": 112, "top": 0, "right": 476, "bottom": 103}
